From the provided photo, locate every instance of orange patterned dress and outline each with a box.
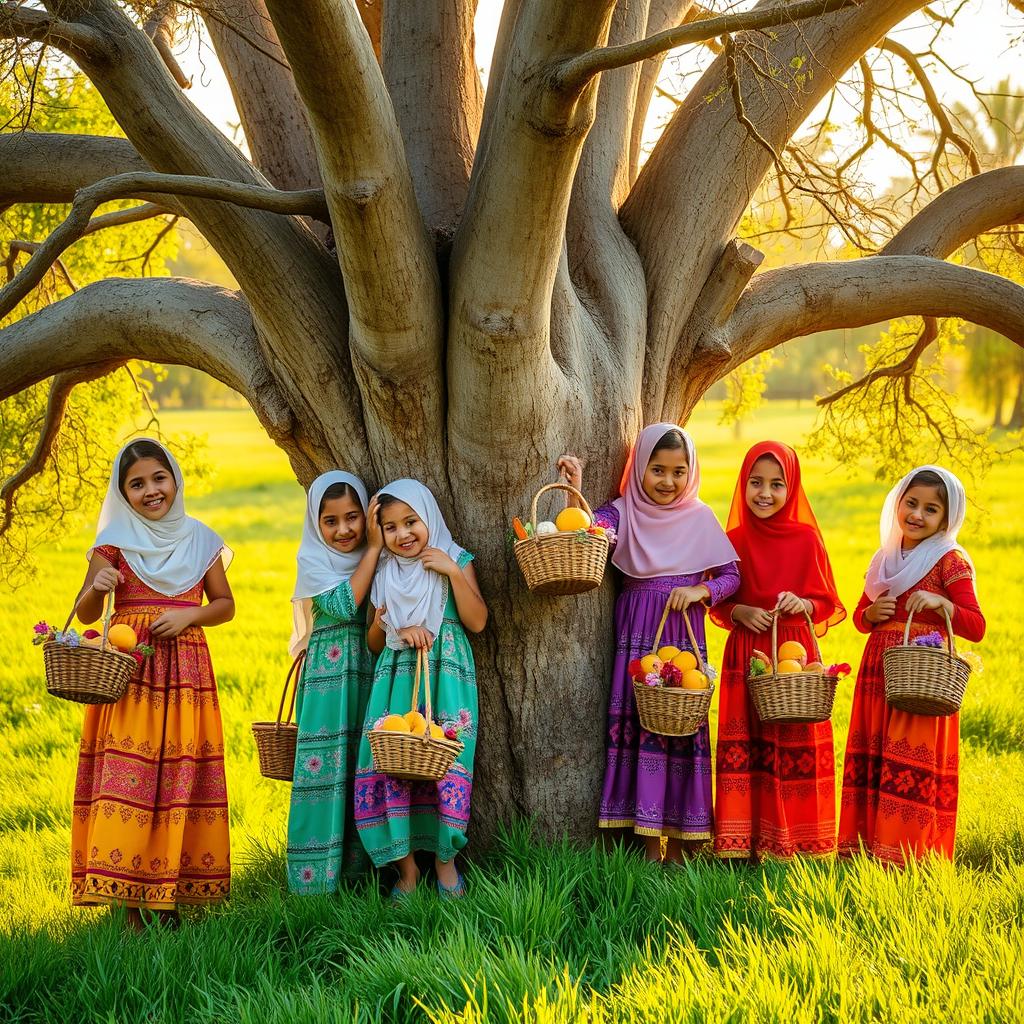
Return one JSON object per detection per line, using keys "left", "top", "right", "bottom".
{"left": 71, "top": 545, "right": 230, "bottom": 909}
{"left": 838, "top": 550, "right": 984, "bottom": 864}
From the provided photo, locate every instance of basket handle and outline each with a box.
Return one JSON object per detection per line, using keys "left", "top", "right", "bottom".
{"left": 651, "top": 599, "right": 707, "bottom": 675}
{"left": 902, "top": 606, "right": 957, "bottom": 658}
{"left": 767, "top": 603, "right": 824, "bottom": 666}
{"left": 275, "top": 651, "right": 306, "bottom": 729}
{"left": 64, "top": 588, "right": 117, "bottom": 651}
{"left": 409, "top": 648, "right": 434, "bottom": 743}
{"left": 529, "top": 482, "right": 594, "bottom": 529}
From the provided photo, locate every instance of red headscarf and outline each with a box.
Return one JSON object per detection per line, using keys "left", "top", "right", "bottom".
{"left": 714, "top": 441, "right": 844, "bottom": 636}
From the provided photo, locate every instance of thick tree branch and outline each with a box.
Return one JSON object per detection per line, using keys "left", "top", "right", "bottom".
{"left": 0, "top": 1, "right": 109, "bottom": 61}
{"left": 555, "top": 0, "right": 863, "bottom": 93}
{"left": 0, "top": 171, "right": 327, "bottom": 321}
{"left": 0, "top": 362, "right": 122, "bottom": 538}
{"left": 722, "top": 257, "right": 1024, "bottom": 365}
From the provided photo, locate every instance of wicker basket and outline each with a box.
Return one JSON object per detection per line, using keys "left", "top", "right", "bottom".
{"left": 632, "top": 600, "right": 715, "bottom": 738}
{"left": 252, "top": 652, "right": 304, "bottom": 781}
{"left": 368, "top": 647, "right": 464, "bottom": 781}
{"left": 884, "top": 608, "right": 970, "bottom": 716}
{"left": 513, "top": 482, "right": 609, "bottom": 596}
{"left": 44, "top": 591, "right": 136, "bottom": 705}
{"left": 748, "top": 608, "right": 837, "bottom": 724}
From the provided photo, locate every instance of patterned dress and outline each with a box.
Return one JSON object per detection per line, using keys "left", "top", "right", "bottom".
{"left": 286, "top": 580, "right": 373, "bottom": 892}
{"left": 594, "top": 504, "right": 740, "bottom": 839}
{"left": 838, "top": 551, "right": 984, "bottom": 864}
{"left": 71, "top": 545, "right": 229, "bottom": 909}
{"left": 354, "top": 551, "right": 476, "bottom": 866}
{"left": 713, "top": 608, "right": 837, "bottom": 859}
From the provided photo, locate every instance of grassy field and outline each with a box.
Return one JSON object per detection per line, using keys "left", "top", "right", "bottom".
{"left": 1, "top": 403, "right": 1021, "bottom": 1022}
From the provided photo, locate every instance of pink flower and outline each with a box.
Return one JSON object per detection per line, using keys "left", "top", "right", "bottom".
{"left": 301, "top": 867, "right": 314, "bottom": 882}
{"left": 33, "top": 621, "right": 51, "bottom": 635}
{"left": 327, "top": 644, "right": 342, "bottom": 663}
{"left": 643, "top": 671, "right": 661, "bottom": 687}
{"left": 458, "top": 708, "right": 472, "bottom": 724}
{"left": 659, "top": 663, "right": 683, "bottom": 685}
{"left": 304, "top": 755, "right": 323, "bottom": 774}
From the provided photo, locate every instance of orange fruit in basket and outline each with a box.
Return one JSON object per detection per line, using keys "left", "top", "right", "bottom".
{"left": 380, "top": 715, "right": 410, "bottom": 732}
{"left": 429, "top": 723, "right": 445, "bottom": 739}
{"left": 657, "top": 645, "right": 681, "bottom": 661}
{"left": 555, "top": 507, "right": 591, "bottom": 532}
{"left": 639, "top": 654, "right": 663, "bottom": 675}
{"left": 776, "top": 659, "right": 803, "bottom": 674}
{"left": 682, "top": 670, "right": 709, "bottom": 690}
{"left": 404, "top": 711, "right": 427, "bottom": 736}
{"left": 777, "top": 641, "right": 807, "bottom": 665}
{"left": 671, "top": 650, "right": 698, "bottom": 673}
{"left": 106, "top": 624, "right": 137, "bottom": 651}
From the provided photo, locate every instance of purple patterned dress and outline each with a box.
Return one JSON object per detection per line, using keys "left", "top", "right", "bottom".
{"left": 594, "top": 502, "right": 739, "bottom": 840}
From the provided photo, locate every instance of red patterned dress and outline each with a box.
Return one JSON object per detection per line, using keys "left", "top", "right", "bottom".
{"left": 838, "top": 550, "right": 984, "bottom": 864}
{"left": 71, "top": 545, "right": 230, "bottom": 909}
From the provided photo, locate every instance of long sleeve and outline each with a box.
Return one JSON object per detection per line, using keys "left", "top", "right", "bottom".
{"left": 705, "top": 562, "right": 740, "bottom": 606}
{"left": 946, "top": 576, "right": 985, "bottom": 643}
{"left": 311, "top": 579, "right": 357, "bottom": 622}
{"left": 852, "top": 590, "right": 874, "bottom": 634}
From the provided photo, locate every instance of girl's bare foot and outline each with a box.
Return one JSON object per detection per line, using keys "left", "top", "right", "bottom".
{"left": 644, "top": 836, "right": 663, "bottom": 862}
{"left": 393, "top": 853, "right": 420, "bottom": 894}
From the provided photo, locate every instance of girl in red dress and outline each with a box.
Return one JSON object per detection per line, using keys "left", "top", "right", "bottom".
{"left": 711, "top": 441, "right": 845, "bottom": 860}
{"left": 838, "top": 465, "right": 984, "bottom": 864}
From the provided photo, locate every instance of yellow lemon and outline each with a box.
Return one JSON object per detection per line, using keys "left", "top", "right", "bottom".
{"left": 380, "top": 715, "right": 410, "bottom": 732}
{"left": 404, "top": 711, "right": 428, "bottom": 736}
{"left": 555, "top": 507, "right": 591, "bottom": 532}
{"left": 106, "top": 624, "right": 137, "bottom": 651}
{"left": 657, "top": 645, "right": 681, "bottom": 662}
{"left": 681, "top": 670, "right": 709, "bottom": 691}
{"left": 670, "top": 650, "right": 698, "bottom": 673}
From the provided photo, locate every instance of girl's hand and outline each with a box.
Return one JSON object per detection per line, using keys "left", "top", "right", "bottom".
{"left": 864, "top": 591, "right": 897, "bottom": 624}
{"left": 149, "top": 608, "right": 197, "bottom": 639}
{"left": 667, "top": 585, "right": 709, "bottom": 612}
{"left": 905, "top": 590, "right": 952, "bottom": 616}
{"left": 91, "top": 567, "right": 124, "bottom": 594}
{"left": 776, "top": 591, "right": 812, "bottom": 617}
{"left": 419, "top": 547, "right": 459, "bottom": 577}
{"left": 373, "top": 604, "right": 387, "bottom": 627}
{"left": 365, "top": 497, "right": 383, "bottom": 551}
{"left": 556, "top": 455, "right": 583, "bottom": 492}
{"left": 732, "top": 604, "right": 774, "bottom": 633}
{"left": 397, "top": 626, "right": 434, "bottom": 651}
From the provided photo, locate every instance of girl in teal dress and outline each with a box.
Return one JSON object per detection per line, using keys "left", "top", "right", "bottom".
{"left": 355, "top": 479, "right": 488, "bottom": 897}
{"left": 286, "top": 471, "right": 382, "bottom": 894}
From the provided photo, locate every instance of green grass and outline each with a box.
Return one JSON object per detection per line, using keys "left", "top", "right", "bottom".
{"left": 1, "top": 402, "right": 1022, "bottom": 1022}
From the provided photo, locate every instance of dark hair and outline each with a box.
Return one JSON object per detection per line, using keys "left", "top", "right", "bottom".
{"left": 650, "top": 428, "right": 688, "bottom": 460}
{"left": 118, "top": 440, "right": 174, "bottom": 496}
{"left": 376, "top": 492, "right": 402, "bottom": 511}
{"left": 318, "top": 481, "right": 361, "bottom": 517}
{"left": 904, "top": 469, "right": 948, "bottom": 507}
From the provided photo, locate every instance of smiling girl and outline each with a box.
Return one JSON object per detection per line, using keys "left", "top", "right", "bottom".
{"left": 354, "top": 480, "right": 487, "bottom": 897}
{"left": 560, "top": 424, "right": 739, "bottom": 862}
{"left": 286, "top": 472, "right": 382, "bottom": 893}
{"left": 838, "top": 466, "right": 985, "bottom": 864}
{"left": 710, "top": 442, "right": 845, "bottom": 861}
{"left": 71, "top": 439, "right": 234, "bottom": 928}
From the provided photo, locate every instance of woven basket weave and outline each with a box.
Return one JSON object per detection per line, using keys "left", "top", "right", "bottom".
{"left": 368, "top": 648, "right": 464, "bottom": 781}
{"left": 513, "top": 482, "right": 608, "bottom": 595}
{"left": 252, "top": 652, "right": 304, "bottom": 781}
{"left": 748, "top": 608, "right": 837, "bottom": 724}
{"left": 44, "top": 590, "right": 136, "bottom": 705}
{"left": 883, "top": 608, "right": 969, "bottom": 716}
{"left": 632, "top": 600, "right": 714, "bottom": 738}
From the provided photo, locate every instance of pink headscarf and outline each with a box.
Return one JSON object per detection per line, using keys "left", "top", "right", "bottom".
{"left": 611, "top": 423, "right": 738, "bottom": 579}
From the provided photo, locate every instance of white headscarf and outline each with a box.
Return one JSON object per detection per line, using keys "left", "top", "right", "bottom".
{"left": 89, "top": 438, "right": 231, "bottom": 597}
{"left": 864, "top": 465, "right": 973, "bottom": 600}
{"left": 289, "top": 471, "right": 369, "bottom": 657}
{"left": 370, "top": 479, "right": 467, "bottom": 650}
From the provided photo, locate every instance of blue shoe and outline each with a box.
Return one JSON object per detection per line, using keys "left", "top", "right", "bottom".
{"left": 436, "top": 871, "right": 466, "bottom": 899}
{"left": 390, "top": 881, "right": 414, "bottom": 902}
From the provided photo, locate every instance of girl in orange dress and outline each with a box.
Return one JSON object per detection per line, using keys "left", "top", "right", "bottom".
{"left": 71, "top": 439, "right": 234, "bottom": 927}
{"left": 838, "top": 466, "right": 984, "bottom": 864}
{"left": 710, "top": 442, "right": 845, "bottom": 860}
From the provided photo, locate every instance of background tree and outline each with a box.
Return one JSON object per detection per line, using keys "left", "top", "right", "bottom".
{"left": 2, "top": 0, "right": 1024, "bottom": 842}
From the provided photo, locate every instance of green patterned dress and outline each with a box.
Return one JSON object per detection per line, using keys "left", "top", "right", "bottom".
{"left": 354, "top": 551, "right": 477, "bottom": 866}
{"left": 286, "top": 580, "right": 373, "bottom": 893}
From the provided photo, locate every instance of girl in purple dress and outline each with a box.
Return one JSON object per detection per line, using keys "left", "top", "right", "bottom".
{"left": 559, "top": 424, "right": 739, "bottom": 863}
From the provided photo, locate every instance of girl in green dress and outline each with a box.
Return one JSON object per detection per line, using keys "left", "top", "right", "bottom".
{"left": 355, "top": 479, "right": 488, "bottom": 897}
{"left": 286, "top": 471, "right": 383, "bottom": 894}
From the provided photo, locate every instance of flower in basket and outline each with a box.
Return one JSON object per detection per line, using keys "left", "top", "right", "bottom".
{"left": 627, "top": 659, "right": 645, "bottom": 681}
{"left": 659, "top": 662, "right": 683, "bottom": 688}
{"left": 643, "top": 671, "right": 661, "bottom": 687}
{"left": 31, "top": 621, "right": 54, "bottom": 646}
{"left": 748, "top": 655, "right": 770, "bottom": 679}
{"left": 825, "top": 663, "right": 851, "bottom": 679}
{"left": 53, "top": 628, "right": 81, "bottom": 647}
{"left": 704, "top": 664, "right": 718, "bottom": 682}
{"left": 911, "top": 631, "right": 945, "bottom": 648}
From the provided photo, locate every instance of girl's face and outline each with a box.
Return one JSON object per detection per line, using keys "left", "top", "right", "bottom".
{"left": 897, "top": 484, "right": 947, "bottom": 549}
{"left": 379, "top": 500, "right": 429, "bottom": 557}
{"left": 319, "top": 494, "right": 366, "bottom": 553}
{"left": 745, "top": 455, "right": 788, "bottom": 519}
{"left": 641, "top": 446, "right": 690, "bottom": 505}
{"left": 122, "top": 457, "right": 177, "bottom": 521}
